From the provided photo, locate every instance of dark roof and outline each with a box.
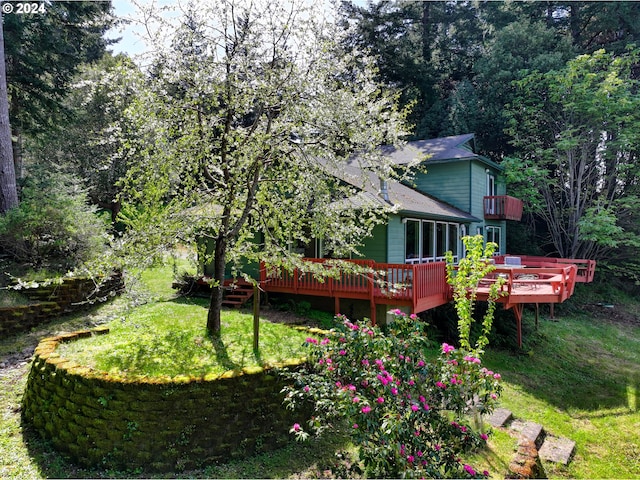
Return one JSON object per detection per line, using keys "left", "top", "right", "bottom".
{"left": 381, "top": 133, "right": 502, "bottom": 170}
{"left": 329, "top": 162, "right": 479, "bottom": 223}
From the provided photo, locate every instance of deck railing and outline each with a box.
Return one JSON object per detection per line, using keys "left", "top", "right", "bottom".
{"left": 259, "top": 259, "right": 449, "bottom": 309}
{"left": 483, "top": 196, "right": 523, "bottom": 221}
{"left": 494, "top": 255, "right": 596, "bottom": 283}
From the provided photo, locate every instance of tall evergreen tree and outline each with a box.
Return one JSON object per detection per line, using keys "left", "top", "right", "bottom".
{"left": 1, "top": 1, "right": 114, "bottom": 213}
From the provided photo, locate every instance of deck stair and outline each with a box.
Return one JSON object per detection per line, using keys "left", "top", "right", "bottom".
{"left": 221, "top": 280, "right": 254, "bottom": 308}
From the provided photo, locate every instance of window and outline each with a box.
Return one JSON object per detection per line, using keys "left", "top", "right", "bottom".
{"left": 486, "top": 171, "right": 496, "bottom": 214}
{"left": 405, "top": 220, "right": 420, "bottom": 262}
{"left": 422, "top": 221, "right": 435, "bottom": 259}
{"left": 486, "top": 226, "right": 501, "bottom": 253}
{"left": 404, "top": 219, "right": 461, "bottom": 263}
{"left": 448, "top": 223, "right": 459, "bottom": 262}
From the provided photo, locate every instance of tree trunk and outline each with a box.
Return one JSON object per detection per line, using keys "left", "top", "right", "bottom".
{"left": 206, "top": 238, "right": 227, "bottom": 337}
{"left": 0, "top": 21, "right": 18, "bottom": 214}
{"left": 421, "top": 2, "right": 431, "bottom": 64}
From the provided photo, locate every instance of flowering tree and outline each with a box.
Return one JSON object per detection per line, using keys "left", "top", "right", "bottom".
{"left": 116, "top": 0, "right": 412, "bottom": 337}
{"left": 283, "top": 312, "right": 501, "bottom": 478}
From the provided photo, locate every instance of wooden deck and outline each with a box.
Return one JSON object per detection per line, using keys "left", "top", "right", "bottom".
{"left": 259, "top": 256, "right": 596, "bottom": 347}
{"left": 260, "top": 259, "right": 450, "bottom": 324}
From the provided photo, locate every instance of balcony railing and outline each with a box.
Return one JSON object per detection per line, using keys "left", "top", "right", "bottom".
{"left": 483, "top": 195, "right": 523, "bottom": 221}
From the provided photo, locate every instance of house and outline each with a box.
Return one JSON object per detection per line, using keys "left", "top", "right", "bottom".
{"left": 342, "top": 133, "right": 521, "bottom": 265}
{"left": 257, "top": 134, "right": 524, "bottom": 318}
{"left": 205, "top": 133, "right": 593, "bottom": 346}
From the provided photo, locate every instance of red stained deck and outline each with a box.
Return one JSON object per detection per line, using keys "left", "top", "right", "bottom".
{"left": 259, "top": 256, "right": 596, "bottom": 347}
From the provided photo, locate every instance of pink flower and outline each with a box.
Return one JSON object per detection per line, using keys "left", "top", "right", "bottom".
{"left": 411, "top": 404, "right": 419, "bottom": 412}
{"left": 361, "top": 405, "right": 372, "bottom": 414}
{"left": 417, "top": 360, "right": 425, "bottom": 367}
{"left": 483, "top": 470, "right": 490, "bottom": 477}
{"left": 339, "top": 349, "right": 346, "bottom": 356}
{"left": 463, "top": 464, "right": 476, "bottom": 476}
{"left": 321, "top": 337, "right": 330, "bottom": 345}
{"left": 353, "top": 396, "right": 360, "bottom": 403}
{"left": 376, "top": 397, "right": 385, "bottom": 404}
{"left": 494, "top": 373, "right": 501, "bottom": 379}
{"left": 410, "top": 313, "right": 418, "bottom": 320}
{"left": 423, "top": 403, "right": 430, "bottom": 411}
{"left": 442, "top": 343, "right": 455, "bottom": 354}
{"left": 480, "top": 433, "right": 488, "bottom": 441}
{"left": 303, "top": 386, "right": 310, "bottom": 392}
{"left": 292, "top": 423, "right": 301, "bottom": 432}
{"left": 353, "top": 423, "right": 359, "bottom": 429}
{"left": 306, "top": 337, "right": 318, "bottom": 344}
{"left": 362, "top": 359, "right": 369, "bottom": 366}
{"left": 436, "top": 381, "right": 447, "bottom": 389}
{"left": 435, "top": 444, "right": 441, "bottom": 451}
{"left": 347, "top": 384, "right": 356, "bottom": 391}
{"left": 407, "top": 455, "right": 415, "bottom": 463}
{"left": 391, "top": 387, "right": 398, "bottom": 395}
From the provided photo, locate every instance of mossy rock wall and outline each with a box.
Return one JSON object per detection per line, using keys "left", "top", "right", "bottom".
{"left": 0, "top": 273, "right": 123, "bottom": 337}
{"left": 22, "top": 328, "right": 307, "bottom": 472}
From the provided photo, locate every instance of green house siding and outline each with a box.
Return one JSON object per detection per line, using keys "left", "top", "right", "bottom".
{"left": 412, "top": 162, "right": 471, "bottom": 213}
{"left": 387, "top": 215, "right": 405, "bottom": 264}
{"left": 357, "top": 223, "right": 388, "bottom": 263}
{"left": 469, "top": 162, "right": 487, "bottom": 221}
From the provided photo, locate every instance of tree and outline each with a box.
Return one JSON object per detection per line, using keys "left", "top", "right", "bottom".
{"left": 118, "top": 0, "right": 411, "bottom": 337}
{"left": 0, "top": 19, "right": 17, "bottom": 213}
{"left": 1, "top": 1, "right": 114, "bottom": 212}
{"left": 26, "top": 54, "right": 142, "bottom": 225}
{"left": 504, "top": 48, "right": 640, "bottom": 261}
{"left": 338, "top": 1, "right": 491, "bottom": 140}
{"left": 471, "top": 19, "right": 575, "bottom": 158}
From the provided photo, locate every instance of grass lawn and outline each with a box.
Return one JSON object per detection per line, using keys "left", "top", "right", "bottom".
{"left": 1, "top": 264, "right": 639, "bottom": 478}
{"left": 468, "top": 298, "right": 640, "bottom": 479}
{"left": 57, "top": 298, "right": 312, "bottom": 378}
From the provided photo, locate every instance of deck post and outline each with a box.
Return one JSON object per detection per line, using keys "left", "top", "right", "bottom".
{"left": 335, "top": 296, "right": 340, "bottom": 316}
{"left": 513, "top": 303, "right": 524, "bottom": 348}
{"left": 370, "top": 300, "right": 376, "bottom": 326}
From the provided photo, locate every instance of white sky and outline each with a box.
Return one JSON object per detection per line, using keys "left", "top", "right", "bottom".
{"left": 107, "top": 0, "right": 360, "bottom": 58}
{"left": 108, "top": 0, "right": 185, "bottom": 58}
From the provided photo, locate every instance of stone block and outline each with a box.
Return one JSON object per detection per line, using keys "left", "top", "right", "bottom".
{"left": 511, "top": 419, "right": 545, "bottom": 449}
{"left": 486, "top": 407, "right": 513, "bottom": 427}
{"left": 539, "top": 435, "right": 576, "bottom": 465}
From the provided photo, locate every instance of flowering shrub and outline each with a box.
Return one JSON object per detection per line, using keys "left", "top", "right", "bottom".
{"left": 283, "top": 311, "right": 501, "bottom": 478}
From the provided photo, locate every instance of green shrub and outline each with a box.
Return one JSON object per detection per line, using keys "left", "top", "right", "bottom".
{"left": 283, "top": 312, "right": 501, "bottom": 478}
{"left": 0, "top": 168, "right": 108, "bottom": 271}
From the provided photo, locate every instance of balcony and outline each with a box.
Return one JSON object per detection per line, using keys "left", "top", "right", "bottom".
{"left": 483, "top": 195, "right": 523, "bottom": 221}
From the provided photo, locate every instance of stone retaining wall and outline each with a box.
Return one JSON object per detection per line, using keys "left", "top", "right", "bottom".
{"left": 21, "top": 328, "right": 306, "bottom": 473}
{"left": 0, "top": 273, "right": 123, "bottom": 337}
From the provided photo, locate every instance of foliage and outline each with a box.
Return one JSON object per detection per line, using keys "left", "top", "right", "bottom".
{"left": 0, "top": 167, "right": 108, "bottom": 271}
{"left": 3, "top": 0, "right": 114, "bottom": 138}
{"left": 505, "top": 47, "right": 640, "bottom": 261}
{"left": 445, "top": 235, "right": 505, "bottom": 352}
{"left": 25, "top": 54, "right": 143, "bottom": 224}
{"left": 283, "top": 312, "right": 501, "bottom": 478}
